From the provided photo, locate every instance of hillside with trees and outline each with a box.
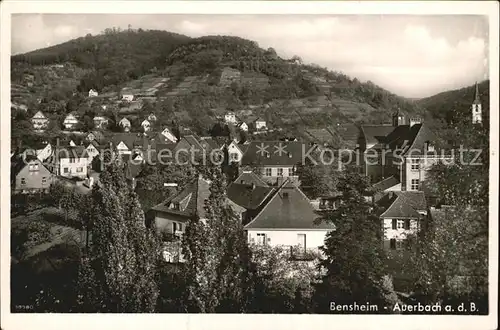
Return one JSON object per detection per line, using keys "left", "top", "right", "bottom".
{"left": 11, "top": 28, "right": 425, "bottom": 144}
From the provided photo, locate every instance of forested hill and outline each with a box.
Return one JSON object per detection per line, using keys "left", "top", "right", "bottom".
{"left": 12, "top": 28, "right": 428, "bottom": 141}
{"left": 417, "top": 80, "right": 490, "bottom": 126}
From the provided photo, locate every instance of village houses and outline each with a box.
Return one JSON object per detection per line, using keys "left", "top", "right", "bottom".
{"left": 240, "top": 141, "right": 307, "bottom": 185}
{"left": 63, "top": 113, "right": 80, "bottom": 130}
{"left": 11, "top": 156, "right": 53, "bottom": 194}
{"left": 160, "top": 127, "right": 178, "bottom": 144}
{"left": 47, "top": 144, "right": 90, "bottom": 179}
{"left": 119, "top": 117, "right": 131, "bottom": 132}
{"left": 93, "top": 115, "right": 109, "bottom": 129}
{"left": 226, "top": 140, "right": 248, "bottom": 163}
{"left": 254, "top": 117, "right": 267, "bottom": 131}
{"left": 88, "top": 89, "right": 98, "bottom": 97}
{"left": 224, "top": 111, "right": 237, "bottom": 124}
{"left": 31, "top": 111, "right": 49, "bottom": 131}
{"left": 141, "top": 119, "right": 152, "bottom": 132}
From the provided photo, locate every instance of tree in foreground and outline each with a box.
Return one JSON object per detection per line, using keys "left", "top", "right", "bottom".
{"left": 313, "top": 169, "right": 395, "bottom": 313}
{"left": 182, "top": 166, "right": 253, "bottom": 312}
{"left": 76, "top": 163, "right": 160, "bottom": 312}
{"left": 397, "top": 205, "right": 488, "bottom": 313}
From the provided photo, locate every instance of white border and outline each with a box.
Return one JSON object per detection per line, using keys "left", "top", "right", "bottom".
{"left": 1, "top": 2, "right": 498, "bottom": 330}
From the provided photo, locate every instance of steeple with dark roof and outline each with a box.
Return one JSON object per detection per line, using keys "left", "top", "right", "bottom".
{"left": 392, "top": 108, "right": 405, "bottom": 127}
{"left": 472, "top": 81, "right": 482, "bottom": 125}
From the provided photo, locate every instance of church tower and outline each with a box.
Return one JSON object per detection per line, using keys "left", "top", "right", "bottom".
{"left": 472, "top": 82, "right": 482, "bottom": 125}
{"left": 392, "top": 108, "right": 405, "bottom": 127}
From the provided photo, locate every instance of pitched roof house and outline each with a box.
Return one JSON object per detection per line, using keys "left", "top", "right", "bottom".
{"left": 377, "top": 191, "right": 428, "bottom": 251}
{"left": 47, "top": 145, "right": 90, "bottom": 179}
{"left": 93, "top": 115, "right": 109, "bottom": 129}
{"left": 119, "top": 118, "right": 131, "bottom": 132}
{"left": 11, "top": 156, "right": 53, "bottom": 194}
{"left": 160, "top": 127, "right": 178, "bottom": 144}
{"left": 31, "top": 111, "right": 49, "bottom": 131}
{"left": 244, "top": 180, "right": 334, "bottom": 258}
{"left": 151, "top": 176, "right": 245, "bottom": 238}
{"left": 359, "top": 112, "right": 452, "bottom": 190}
{"left": 240, "top": 141, "right": 313, "bottom": 185}
{"left": 63, "top": 113, "right": 79, "bottom": 130}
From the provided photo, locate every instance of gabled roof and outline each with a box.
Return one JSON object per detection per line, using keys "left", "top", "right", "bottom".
{"left": 88, "top": 131, "right": 106, "bottom": 143}
{"left": 360, "top": 125, "right": 395, "bottom": 149}
{"left": 244, "top": 180, "right": 334, "bottom": 230}
{"left": 241, "top": 141, "right": 313, "bottom": 167}
{"left": 53, "top": 146, "right": 89, "bottom": 160}
{"left": 152, "top": 176, "right": 210, "bottom": 219}
{"left": 111, "top": 133, "right": 149, "bottom": 150}
{"left": 227, "top": 183, "right": 275, "bottom": 210}
{"left": 233, "top": 171, "right": 269, "bottom": 187}
{"left": 32, "top": 111, "right": 46, "bottom": 119}
{"left": 379, "top": 191, "right": 427, "bottom": 218}
{"left": 182, "top": 135, "right": 204, "bottom": 150}
{"left": 199, "top": 137, "right": 222, "bottom": 151}
{"left": 371, "top": 176, "right": 400, "bottom": 192}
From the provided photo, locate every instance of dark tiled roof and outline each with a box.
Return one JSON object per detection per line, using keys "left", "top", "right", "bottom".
{"left": 227, "top": 183, "right": 275, "bottom": 210}
{"left": 151, "top": 176, "right": 211, "bottom": 220}
{"left": 241, "top": 141, "right": 314, "bottom": 167}
{"left": 88, "top": 131, "right": 106, "bottom": 143}
{"left": 183, "top": 135, "right": 203, "bottom": 150}
{"left": 360, "top": 125, "right": 395, "bottom": 148}
{"left": 379, "top": 191, "right": 427, "bottom": 218}
{"left": 111, "top": 133, "right": 149, "bottom": 150}
{"left": 233, "top": 171, "right": 269, "bottom": 187}
{"left": 371, "top": 176, "right": 400, "bottom": 192}
{"left": 199, "top": 137, "right": 221, "bottom": 151}
{"left": 244, "top": 180, "right": 334, "bottom": 230}
{"left": 54, "top": 146, "right": 89, "bottom": 160}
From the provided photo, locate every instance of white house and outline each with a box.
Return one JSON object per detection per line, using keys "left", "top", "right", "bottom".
{"left": 160, "top": 127, "right": 178, "bottom": 143}
{"left": 50, "top": 146, "right": 90, "bottom": 179}
{"left": 35, "top": 142, "right": 52, "bottom": 162}
{"left": 237, "top": 121, "right": 249, "bottom": 132}
{"left": 141, "top": 119, "right": 151, "bottom": 132}
{"left": 63, "top": 113, "right": 79, "bottom": 130}
{"left": 147, "top": 113, "right": 157, "bottom": 122}
{"left": 88, "top": 89, "right": 98, "bottom": 97}
{"left": 93, "top": 115, "right": 109, "bottom": 129}
{"left": 119, "top": 118, "right": 131, "bottom": 132}
{"left": 31, "top": 111, "right": 49, "bottom": 131}
{"left": 244, "top": 180, "right": 334, "bottom": 259}
{"left": 122, "top": 94, "right": 134, "bottom": 102}
{"left": 224, "top": 111, "right": 237, "bottom": 124}
{"left": 69, "top": 140, "right": 77, "bottom": 147}
{"left": 378, "top": 191, "right": 427, "bottom": 251}
{"left": 86, "top": 143, "right": 100, "bottom": 163}
{"left": 254, "top": 117, "right": 267, "bottom": 130}
{"left": 227, "top": 140, "right": 245, "bottom": 163}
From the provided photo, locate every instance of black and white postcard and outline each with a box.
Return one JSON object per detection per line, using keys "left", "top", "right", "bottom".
{"left": 1, "top": 1, "right": 498, "bottom": 330}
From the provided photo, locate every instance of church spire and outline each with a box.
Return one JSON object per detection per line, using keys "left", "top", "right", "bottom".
{"left": 473, "top": 81, "right": 481, "bottom": 104}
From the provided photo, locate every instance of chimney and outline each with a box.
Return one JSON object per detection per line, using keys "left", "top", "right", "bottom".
{"left": 56, "top": 138, "right": 60, "bottom": 148}
{"left": 251, "top": 183, "right": 256, "bottom": 190}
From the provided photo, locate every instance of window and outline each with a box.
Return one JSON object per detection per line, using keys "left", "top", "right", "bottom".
{"left": 29, "top": 164, "right": 39, "bottom": 172}
{"left": 411, "top": 179, "right": 420, "bottom": 191}
{"left": 265, "top": 168, "right": 272, "bottom": 176}
{"left": 70, "top": 158, "right": 75, "bottom": 163}
{"left": 76, "top": 167, "right": 83, "bottom": 173}
{"left": 392, "top": 219, "right": 411, "bottom": 230}
{"left": 42, "top": 177, "right": 47, "bottom": 184}
{"left": 256, "top": 233, "right": 267, "bottom": 245}
{"left": 63, "top": 167, "right": 69, "bottom": 173}
{"left": 21, "top": 178, "right": 26, "bottom": 185}
{"left": 411, "top": 159, "right": 420, "bottom": 170}
{"left": 297, "top": 234, "right": 306, "bottom": 253}
{"left": 230, "top": 153, "right": 239, "bottom": 161}
{"left": 277, "top": 168, "right": 283, "bottom": 176}
{"left": 288, "top": 167, "right": 294, "bottom": 176}
{"left": 389, "top": 239, "right": 405, "bottom": 250}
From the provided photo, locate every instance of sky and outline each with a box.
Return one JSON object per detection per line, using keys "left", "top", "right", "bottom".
{"left": 11, "top": 14, "right": 489, "bottom": 98}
